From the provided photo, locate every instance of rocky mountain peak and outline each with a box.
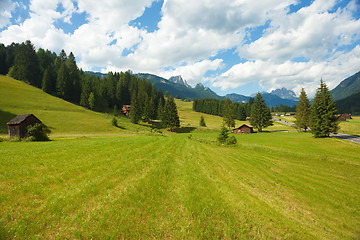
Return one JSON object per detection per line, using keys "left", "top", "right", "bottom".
{"left": 270, "top": 87, "right": 297, "bottom": 100}
{"left": 168, "top": 75, "right": 191, "bottom": 88}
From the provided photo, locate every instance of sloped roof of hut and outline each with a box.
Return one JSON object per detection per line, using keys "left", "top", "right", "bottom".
{"left": 7, "top": 114, "right": 40, "bottom": 125}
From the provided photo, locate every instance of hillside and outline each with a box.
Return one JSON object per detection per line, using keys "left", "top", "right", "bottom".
{"left": 135, "top": 73, "right": 222, "bottom": 100}
{"left": 0, "top": 75, "right": 147, "bottom": 136}
{"left": 335, "top": 91, "right": 360, "bottom": 115}
{"left": 331, "top": 70, "right": 360, "bottom": 101}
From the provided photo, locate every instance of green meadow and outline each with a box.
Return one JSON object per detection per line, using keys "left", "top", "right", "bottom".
{"left": 1, "top": 75, "right": 360, "bottom": 239}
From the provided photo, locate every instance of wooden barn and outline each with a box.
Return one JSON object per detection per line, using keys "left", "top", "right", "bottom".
{"left": 233, "top": 124, "right": 254, "bottom": 134}
{"left": 7, "top": 114, "right": 42, "bottom": 138}
{"left": 122, "top": 105, "right": 131, "bottom": 116}
{"left": 337, "top": 115, "right": 346, "bottom": 121}
{"left": 342, "top": 113, "right": 352, "bottom": 119}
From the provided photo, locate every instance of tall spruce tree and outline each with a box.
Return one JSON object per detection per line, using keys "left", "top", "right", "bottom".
{"left": 250, "top": 92, "right": 273, "bottom": 132}
{"left": 295, "top": 88, "right": 311, "bottom": 131}
{"left": 162, "top": 97, "right": 180, "bottom": 131}
{"left": 130, "top": 92, "right": 141, "bottom": 124}
{"left": 223, "top": 97, "right": 235, "bottom": 130}
{"left": 309, "top": 79, "right": 339, "bottom": 138}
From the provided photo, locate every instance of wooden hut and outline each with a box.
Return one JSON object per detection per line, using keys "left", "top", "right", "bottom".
{"left": 337, "top": 115, "right": 346, "bottom": 121}
{"left": 7, "top": 114, "right": 42, "bottom": 138}
{"left": 342, "top": 113, "right": 352, "bottom": 119}
{"left": 122, "top": 105, "right": 131, "bottom": 116}
{"left": 233, "top": 124, "right": 254, "bottom": 134}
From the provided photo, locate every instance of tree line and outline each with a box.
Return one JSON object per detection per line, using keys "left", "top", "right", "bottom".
{"left": 192, "top": 98, "right": 254, "bottom": 121}
{"left": 0, "top": 40, "right": 180, "bottom": 128}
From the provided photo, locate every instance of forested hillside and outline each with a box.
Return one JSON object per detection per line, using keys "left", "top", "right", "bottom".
{"left": 0, "top": 40, "right": 166, "bottom": 120}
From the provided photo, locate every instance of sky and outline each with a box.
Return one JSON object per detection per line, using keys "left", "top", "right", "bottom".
{"left": 1, "top": 0, "right": 360, "bottom": 97}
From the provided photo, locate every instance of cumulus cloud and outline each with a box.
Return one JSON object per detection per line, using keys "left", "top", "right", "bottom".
{"left": 1, "top": 0, "right": 360, "bottom": 96}
{"left": 213, "top": 45, "right": 360, "bottom": 97}
{"left": 238, "top": 0, "right": 360, "bottom": 62}
{"left": 0, "top": 0, "right": 16, "bottom": 28}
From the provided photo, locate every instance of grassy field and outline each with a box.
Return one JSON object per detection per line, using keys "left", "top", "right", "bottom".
{"left": 1, "top": 75, "right": 360, "bottom": 238}
{"left": 274, "top": 114, "right": 360, "bottom": 136}
{"left": 0, "top": 132, "right": 359, "bottom": 239}
{"left": 338, "top": 116, "right": 360, "bottom": 136}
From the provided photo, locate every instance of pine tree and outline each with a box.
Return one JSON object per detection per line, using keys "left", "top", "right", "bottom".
{"left": 295, "top": 88, "right": 311, "bottom": 131}
{"left": 88, "top": 92, "right": 95, "bottom": 110}
{"left": 200, "top": 115, "right": 206, "bottom": 127}
{"left": 223, "top": 98, "right": 235, "bottom": 130}
{"left": 66, "top": 52, "right": 81, "bottom": 103}
{"left": 56, "top": 62, "right": 71, "bottom": 100}
{"left": 309, "top": 79, "right": 339, "bottom": 138}
{"left": 250, "top": 93, "right": 273, "bottom": 132}
{"left": 162, "top": 97, "right": 180, "bottom": 131}
{"left": 130, "top": 92, "right": 141, "bottom": 124}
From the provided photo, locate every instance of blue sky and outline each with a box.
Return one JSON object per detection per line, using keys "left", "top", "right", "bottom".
{"left": 1, "top": 0, "right": 360, "bottom": 97}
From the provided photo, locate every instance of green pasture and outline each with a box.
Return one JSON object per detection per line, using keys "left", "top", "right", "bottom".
{"left": 338, "top": 116, "right": 360, "bottom": 136}
{"left": 0, "top": 132, "right": 359, "bottom": 239}
{"left": 0, "top": 75, "right": 153, "bottom": 137}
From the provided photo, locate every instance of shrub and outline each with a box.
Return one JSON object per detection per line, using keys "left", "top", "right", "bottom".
{"left": 226, "top": 135, "right": 237, "bottom": 145}
{"left": 217, "top": 125, "right": 229, "bottom": 144}
{"left": 27, "top": 123, "right": 51, "bottom": 141}
{"left": 112, "top": 117, "right": 118, "bottom": 127}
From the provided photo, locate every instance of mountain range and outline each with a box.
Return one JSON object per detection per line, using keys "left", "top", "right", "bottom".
{"left": 85, "top": 69, "right": 360, "bottom": 109}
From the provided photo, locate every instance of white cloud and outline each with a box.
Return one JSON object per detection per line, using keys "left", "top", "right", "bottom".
{"left": 238, "top": 0, "right": 360, "bottom": 62}
{"left": 212, "top": 45, "right": 360, "bottom": 97}
{"left": 1, "top": 0, "right": 359, "bottom": 97}
{"left": 0, "top": 0, "right": 16, "bottom": 28}
{"left": 157, "top": 59, "right": 224, "bottom": 86}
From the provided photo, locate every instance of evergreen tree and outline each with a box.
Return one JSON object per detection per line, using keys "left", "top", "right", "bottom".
{"left": 217, "top": 125, "right": 229, "bottom": 144}
{"left": 0, "top": 44, "right": 8, "bottom": 74}
{"left": 9, "top": 40, "right": 41, "bottom": 87}
{"left": 223, "top": 98, "right": 235, "bottom": 130}
{"left": 309, "top": 80, "right": 339, "bottom": 138}
{"left": 130, "top": 92, "right": 141, "bottom": 124}
{"left": 56, "top": 62, "right": 71, "bottom": 100}
{"left": 113, "top": 105, "right": 118, "bottom": 116}
{"left": 162, "top": 97, "right": 180, "bottom": 131}
{"left": 295, "top": 88, "right": 311, "bottom": 131}
{"left": 66, "top": 52, "right": 81, "bottom": 103}
{"left": 200, "top": 115, "right": 206, "bottom": 127}
{"left": 250, "top": 93, "right": 273, "bottom": 132}
{"left": 88, "top": 92, "right": 95, "bottom": 110}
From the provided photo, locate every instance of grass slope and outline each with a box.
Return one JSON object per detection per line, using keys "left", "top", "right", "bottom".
{"left": 0, "top": 75, "right": 149, "bottom": 136}
{"left": 0, "top": 132, "right": 359, "bottom": 239}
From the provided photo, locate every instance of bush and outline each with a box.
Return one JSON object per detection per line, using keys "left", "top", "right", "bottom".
{"left": 226, "top": 135, "right": 237, "bottom": 145}
{"left": 112, "top": 117, "right": 118, "bottom": 127}
{"left": 27, "top": 123, "right": 51, "bottom": 141}
{"left": 217, "top": 125, "right": 229, "bottom": 144}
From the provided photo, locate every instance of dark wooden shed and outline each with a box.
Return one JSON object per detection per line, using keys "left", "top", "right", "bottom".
{"left": 7, "top": 114, "right": 42, "bottom": 138}
{"left": 233, "top": 124, "right": 254, "bottom": 134}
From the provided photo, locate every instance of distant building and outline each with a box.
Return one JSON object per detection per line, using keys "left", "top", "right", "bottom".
{"left": 7, "top": 114, "right": 42, "bottom": 138}
{"left": 246, "top": 117, "right": 251, "bottom": 121}
{"left": 122, "top": 105, "right": 131, "bottom": 116}
{"left": 233, "top": 124, "right": 254, "bottom": 134}
{"left": 337, "top": 115, "right": 346, "bottom": 121}
{"left": 342, "top": 113, "right": 352, "bottom": 119}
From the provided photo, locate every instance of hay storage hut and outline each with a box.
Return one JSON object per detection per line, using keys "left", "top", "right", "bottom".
{"left": 7, "top": 114, "right": 42, "bottom": 138}
{"left": 233, "top": 124, "right": 254, "bottom": 134}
